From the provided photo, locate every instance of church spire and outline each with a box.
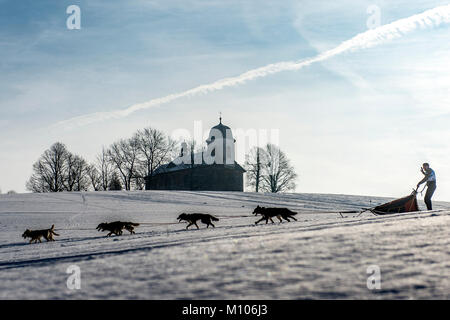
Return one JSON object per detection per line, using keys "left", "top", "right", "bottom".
{"left": 219, "top": 111, "right": 222, "bottom": 124}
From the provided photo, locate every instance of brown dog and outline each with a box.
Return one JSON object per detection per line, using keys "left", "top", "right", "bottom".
{"left": 22, "top": 225, "right": 60, "bottom": 243}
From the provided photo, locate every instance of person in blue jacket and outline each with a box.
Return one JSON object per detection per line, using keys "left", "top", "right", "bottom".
{"left": 417, "top": 163, "right": 436, "bottom": 210}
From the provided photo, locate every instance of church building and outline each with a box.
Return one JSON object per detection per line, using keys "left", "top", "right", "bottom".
{"left": 145, "top": 118, "right": 245, "bottom": 191}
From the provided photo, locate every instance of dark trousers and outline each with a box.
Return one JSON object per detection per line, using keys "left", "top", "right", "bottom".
{"left": 424, "top": 181, "right": 436, "bottom": 210}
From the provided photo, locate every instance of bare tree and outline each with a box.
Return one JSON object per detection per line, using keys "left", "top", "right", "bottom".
{"left": 135, "top": 128, "right": 176, "bottom": 189}
{"left": 87, "top": 164, "right": 102, "bottom": 191}
{"left": 107, "top": 137, "right": 140, "bottom": 191}
{"left": 245, "top": 146, "right": 264, "bottom": 192}
{"left": 64, "top": 153, "right": 86, "bottom": 191}
{"left": 108, "top": 171, "right": 123, "bottom": 191}
{"left": 63, "top": 153, "right": 90, "bottom": 191}
{"left": 26, "top": 142, "right": 69, "bottom": 192}
{"left": 27, "top": 142, "right": 91, "bottom": 193}
{"left": 72, "top": 156, "right": 90, "bottom": 191}
{"left": 64, "top": 152, "right": 77, "bottom": 191}
{"left": 260, "top": 144, "right": 297, "bottom": 193}
{"left": 133, "top": 169, "right": 146, "bottom": 191}
{"left": 95, "top": 147, "right": 113, "bottom": 191}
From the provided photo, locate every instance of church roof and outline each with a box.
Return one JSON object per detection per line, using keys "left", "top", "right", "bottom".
{"left": 209, "top": 118, "right": 232, "bottom": 139}
{"left": 152, "top": 161, "right": 245, "bottom": 176}
{"left": 212, "top": 121, "right": 230, "bottom": 131}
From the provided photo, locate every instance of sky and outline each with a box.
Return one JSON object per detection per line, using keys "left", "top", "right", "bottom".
{"left": 1, "top": 0, "right": 450, "bottom": 200}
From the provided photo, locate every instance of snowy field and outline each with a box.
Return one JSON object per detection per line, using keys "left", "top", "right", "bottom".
{"left": 0, "top": 190, "right": 449, "bottom": 299}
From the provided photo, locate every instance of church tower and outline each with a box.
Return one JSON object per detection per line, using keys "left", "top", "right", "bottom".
{"left": 205, "top": 115, "right": 236, "bottom": 165}
{"left": 146, "top": 116, "right": 245, "bottom": 191}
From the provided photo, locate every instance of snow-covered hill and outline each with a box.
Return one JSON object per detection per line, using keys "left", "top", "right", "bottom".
{"left": 0, "top": 191, "right": 449, "bottom": 299}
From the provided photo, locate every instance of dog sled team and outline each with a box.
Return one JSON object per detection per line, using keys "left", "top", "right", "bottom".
{"left": 20, "top": 163, "right": 437, "bottom": 244}
{"left": 21, "top": 205, "right": 298, "bottom": 244}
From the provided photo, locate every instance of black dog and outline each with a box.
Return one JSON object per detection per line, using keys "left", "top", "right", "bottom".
{"left": 96, "top": 221, "right": 140, "bottom": 237}
{"left": 252, "top": 205, "right": 298, "bottom": 224}
{"left": 177, "top": 213, "right": 219, "bottom": 229}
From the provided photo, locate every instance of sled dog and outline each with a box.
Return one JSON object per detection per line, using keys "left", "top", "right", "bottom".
{"left": 252, "top": 205, "right": 298, "bottom": 224}
{"left": 96, "top": 221, "right": 140, "bottom": 237}
{"left": 177, "top": 213, "right": 219, "bottom": 229}
{"left": 22, "top": 225, "right": 60, "bottom": 243}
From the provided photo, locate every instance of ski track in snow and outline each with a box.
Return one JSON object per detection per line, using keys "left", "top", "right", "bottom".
{"left": 0, "top": 191, "right": 449, "bottom": 299}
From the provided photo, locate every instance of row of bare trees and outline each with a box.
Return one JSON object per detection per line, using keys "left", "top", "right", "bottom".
{"left": 26, "top": 128, "right": 176, "bottom": 193}
{"left": 26, "top": 128, "right": 298, "bottom": 193}
{"left": 245, "top": 144, "right": 297, "bottom": 193}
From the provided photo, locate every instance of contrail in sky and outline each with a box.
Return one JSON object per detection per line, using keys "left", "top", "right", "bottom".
{"left": 52, "top": 4, "right": 450, "bottom": 129}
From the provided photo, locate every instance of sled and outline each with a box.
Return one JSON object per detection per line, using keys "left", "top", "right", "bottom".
{"left": 368, "top": 190, "right": 420, "bottom": 215}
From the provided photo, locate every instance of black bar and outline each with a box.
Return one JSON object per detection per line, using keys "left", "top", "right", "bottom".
{"left": 0, "top": 300, "right": 446, "bottom": 319}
